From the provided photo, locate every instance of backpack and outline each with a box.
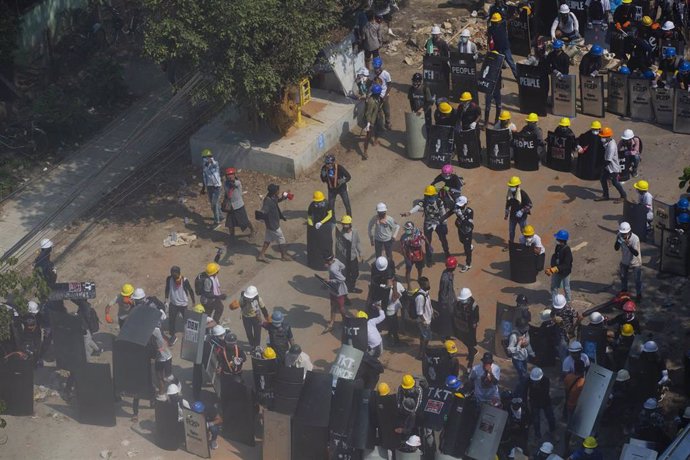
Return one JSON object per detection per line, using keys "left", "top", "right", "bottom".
{"left": 86, "top": 306, "right": 100, "bottom": 334}
{"left": 407, "top": 291, "right": 428, "bottom": 320}
{"left": 634, "top": 136, "right": 643, "bottom": 155}
{"left": 194, "top": 272, "right": 209, "bottom": 296}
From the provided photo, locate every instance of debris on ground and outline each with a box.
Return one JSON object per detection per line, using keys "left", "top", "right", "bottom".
{"left": 163, "top": 231, "right": 197, "bottom": 247}
{"left": 100, "top": 450, "right": 112, "bottom": 459}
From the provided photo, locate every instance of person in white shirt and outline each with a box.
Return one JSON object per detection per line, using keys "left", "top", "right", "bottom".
{"left": 561, "top": 340, "right": 591, "bottom": 377}
{"left": 596, "top": 128, "right": 627, "bottom": 202}
{"left": 414, "top": 276, "right": 433, "bottom": 359}
{"left": 285, "top": 344, "right": 313, "bottom": 379}
{"left": 468, "top": 352, "right": 501, "bottom": 403}
{"left": 519, "top": 225, "right": 545, "bottom": 255}
{"left": 360, "top": 305, "right": 386, "bottom": 357}
{"left": 551, "top": 4, "right": 580, "bottom": 41}
{"left": 384, "top": 281, "right": 405, "bottom": 345}
{"left": 456, "top": 29, "right": 478, "bottom": 60}
{"left": 615, "top": 221, "right": 642, "bottom": 301}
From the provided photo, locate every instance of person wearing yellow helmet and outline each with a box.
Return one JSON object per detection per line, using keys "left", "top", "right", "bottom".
{"left": 401, "top": 185, "right": 451, "bottom": 266}
{"left": 505, "top": 176, "right": 533, "bottom": 245}
{"left": 434, "top": 100, "right": 457, "bottom": 128}
{"left": 198, "top": 262, "right": 226, "bottom": 323}
{"left": 320, "top": 155, "right": 352, "bottom": 216}
{"left": 567, "top": 435, "right": 601, "bottom": 459}
{"left": 105, "top": 283, "right": 135, "bottom": 327}
{"left": 200, "top": 147, "right": 223, "bottom": 229}
{"left": 456, "top": 91, "right": 481, "bottom": 131}
{"left": 223, "top": 166, "right": 255, "bottom": 239}
{"left": 487, "top": 6, "right": 518, "bottom": 78}
{"left": 495, "top": 110, "right": 516, "bottom": 131}
{"left": 575, "top": 120, "right": 603, "bottom": 180}
{"left": 520, "top": 225, "right": 545, "bottom": 254}
{"left": 613, "top": 0, "right": 636, "bottom": 33}
{"left": 445, "top": 339, "right": 463, "bottom": 377}
{"left": 397, "top": 374, "right": 422, "bottom": 428}
{"left": 519, "top": 112, "right": 545, "bottom": 159}
{"left": 307, "top": 190, "right": 334, "bottom": 269}
{"left": 633, "top": 178, "right": 653, "bottom": 228}
{"left": 550, "top": 117, "right": 576, "bottom": 170}
{"left": 336, "top": 215, "right": 362, "bottom": 294}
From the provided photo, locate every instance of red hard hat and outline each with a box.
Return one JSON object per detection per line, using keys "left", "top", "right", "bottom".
{"left": 622, "top": 300, "right": 636, "bottom": 312}
{"left": 445, "top": 256, "right": 458, "bottom": 269}
{"left": 225, "top": 167, "right": 236, "bottom": 175}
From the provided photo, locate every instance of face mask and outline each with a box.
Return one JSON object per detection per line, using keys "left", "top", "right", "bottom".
{"left": 442, "top": 173, "right": 451, "bottom": 179}
{"left": 461, "top": 37, "right": 468, "bottom": 43}
{"left": 592, "top": 130, "right": 599, "bottom": 135}
{"left": 378, "top": 212, "right": 386, "bottom": 218}
{"left": 509, "top": 187, "right": 517, "bottom": 193}
{"left": 525, "top": 237, "right": 533, "bottom": 244}
{"left": 584, "top": 449, "right": 593, "bottom": 454}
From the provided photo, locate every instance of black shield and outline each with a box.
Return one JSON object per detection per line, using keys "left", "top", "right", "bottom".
{"left": 673, "top": 90, "right": 690, "bottom": 134}
{"left": 155, "top": 399, "right": 183, "bottom": 451}
{"left": 50, "top": 310, "right": 87, "bottom": 372}
{"left": 273, "top": 366, "right": 305, "bottom": 416}
{"left": 564, "top": 0, "right": 587, "bottom": 27}
{"left": 575, "top": 130, "right": 603, "bottom": 180}
{"left": 119, "top": 305, "right": 162, "bottom": 347}
{"left": 307, "top": 224, "right": 334, "bottom": 270}
{"left": 454, "top": 128, "right": 481, "bottom": 169}
{"left": 512, "top": 132, "right": 539, "bottom": 171}
{"left": 75, "top": 362, "right": 116, "bottom": 426}
{"left": 251, "top": 356, "right": 278, "bottom": 407}
{"left": 552, "top": 74, "right": 577, "bottom": 118}
{"left": 422, "top": 346, "right": 452, "bottom": 387}
{"left": 580, "top": 325, "right": 607, "bottom": 366}
{"left": 47, "top": 282, "right": 97, "bottom": 301}
{"left": 439, "top": 395, "right": 478, "bottom": 456}
{"left": 350, "top": 389, "right": 374, "bottom": 450}
{"left": 330, "top": 431, "right": 361, "bottom": 460}
{"left": 0, "top": 355, "right": 33, "bottom": 415}
{"left": 295, "top": 371, "right": 333, "bottom": 427}
{"left": 628, "top": 78, "right": 653, "bottom": 122}
{"left": 292, "top": 420, "right": 329, "bottom": 460}
{"left": 530, "top": 324, "right": 557, "bottom": 367}
{"left": 375, "top": 393, "right": 402, "bottom": 450}
{"left": 335, "top": 228, "right": 351, "bottom": 266}
{"left": 509, "top": 242, "right": 538, "bottom": 283}
{"left": 623, "top": 200, "right": 649, "bottom": 243}
{"left": 477, "top": 52, "right": 505, "bottom": 95}
{"left": 610, "top": 31, "right": 627, "bottom": 59}
{"left": 112, "top": 339, "right": 152, "bottom": 397}
{"left": 508, "top": 5, "right": 532, "bottom": 56}
{"left": 342, "top": 317, "right": 368, "bottom": 352}
{"left": 546, "top": 131, "right": 574, "bottom": 172}
{"left": 423, "top": 55, "right": 450, "bottom": 100}
{"left": 485, "top": 128, "right": 512, "bottom": 171}
{"left": 421, "top": 385, "right": 455, "bottom": 431}
{"left": 517, "top": 64, "right": 549, "bottom": 116}
{"left": 330, "top": 377, "right": 362, "bottom": 435}
{"left": 450, "top": 52, "right": 477, "bottom": 102}
{"left": 580, "top": 75, "right": 605, "bottom": 117}
{"left": 426, "top": 125, "right": 455, "bottom": 169}
{"left": 660, "top": 229, "right": 689, "bottom": 276}
{"left": 221, "top": 377, "right": 257, "bottom": 446}
{"left": 652, "top": 87, "right": 674, "bottom": 125}
{"left": 607, "top": 72, "right": 629, "bottom": 117}
{"left": 585, "top": 22, "right": 607, "bottom": 48}
{"left": 494, "top": 303, "right": 517, "bottom": 359}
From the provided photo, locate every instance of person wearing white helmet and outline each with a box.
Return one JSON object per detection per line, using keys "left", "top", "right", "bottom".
{"left": 454, "top": 287, "right": 479, "bottom": 368}
{"left": 507, "top": 316, "right": 535, "bottom": 397}
{"left": 615, "top": 221, "right": 642, "bottom": 301}
{"left": 618, "top": 128, "right": 642, "bottom": 177}
{"left": 424, "top": 25, "right": 450, "bottom": 57}
{"left": 237, "top": 285, "right": 269, "bottom": 349}
{"left": 368, "top": 202, "right": 400, "bottom": 265}
{"left": 21, "top": 300, "right": 45, "bottom": 367}
{"left": 448, "top": 195, "right": 474, "bottom": 272}
{"left": 527, "top": 367, "right": 556, "bottom": 439}
{"left": 552, "top": 3, "right": 581, "bottom": 41}
{"left": 551, "top": 293, "right": 581, "bottom": 362}
{"left": 562, "top": 340, "right": 591, "bottom": 377}
{"left": 368, "top": 255, "right": 395, "bottom": 312}
{"left": 535, "top": 441, "right": 555, "bottom": 459}
{"left": 398, "top": 434, "right": 422, "bottom": 453}
{"left": 457, "top": 29, "right": 478, "bottom": 60}
{"left": 34, "top": 237, "right": 58, "bottom": 290}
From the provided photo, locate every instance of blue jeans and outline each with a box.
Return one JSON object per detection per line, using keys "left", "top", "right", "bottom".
{"left": 620, "top": 263, "right": 642, "bottom": 296}
{"left": 551, "top": 273, "right": 571, "bottom": 302}
{"left": 512, "top": 358, "right": 529, "bottom": 397}
{"left": 207, "top": 186, "right": 222, "bottom": 224}
{"left": 531, "top": 403, "right": 556, "bottom": 437}
{"left": 508, "top": 216, "right": 527, "bottom": 243}
{"left": 500, "top": 48, "right": 518, "bottom": 78}
{"left": 209, "top": 423, "right": 220, "bottom": 442}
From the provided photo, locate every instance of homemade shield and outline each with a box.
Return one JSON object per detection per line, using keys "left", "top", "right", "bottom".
{"left": 509, "top": 242, "right": 538, "bottom": 283}
{"left": 580, "top": 325, "right": 607, "bottom": 365}
{"left": 330, "top": 377, "right": 362, "bottom": 435}
{"left": 508, "top": 6, "right": 532, "bottom": 56}
{"left": 119, "top": 305, "right": 162, "bottom": 346}
{"left": 517, "top": 64, "right": 549, "bottom": 116}
{"left": 628, "top": 78, "right": 653, "bottom": 122}
{"left": 331, "top": 343, "right": 364, "bottom": 381}
{"left": 50, "top": 310, "right": 87, "bottom": 372}
{"left": 0, "top": 355, "right": 33, "bottom": 416}
{"left": 610, "top": 31, "right": 627, "bottom": 59}
{"left": 421, "top": 385, "right": 455, "bottom": 431}
{"left": 180, "top": 310, "right": 207, "bottom": 364}
{"left": 263, "top": 410, "right": 291, "bottom": 460}
{"left": 155, "top": 399, "right": 183, "bottom": 451}
{"left": 575, "top": 131, "right": 603, "bottom": 180}
{"left": 440, "top": 396, "right": 478, "bottom": 456}
{"left": 568, "top": 363, "right": 615, "bottom": 439}
{"left": 221, "top": 378, "right": 256, "bottom": 446}
{"left": 512, "top": 132, "right": 539, "bottom": 171}
{"left": 252, "top": 356, "right": 278, "bottom": 407}
{"left": 494, "top": 303, "right": 517, "bottom": 359}
{"left": 423, "top": 55, "right": 450, "bottom": 100}
{"left": 477, "top": 52, "right": 505, "bottom": 96}
{"left": 580, "top": 75, "right": 605, "bottom": 117}
{"left": 652, "top": 199, "right": 674, "bottom": 247}
{"left": 75, "top": 362, "right": 116, "bottom": 426}
{"left": 621, "top": 443, "right": 660, "bottom": 459}
{"left": 653, "top": 87, "right": 674, "bottom": 125}
{"left": 673, "top": 90, "right": 690, "bottom": 134}
{"left": 546, "top": 131, "right": 575, "bottom": 172}
{"left": 607, "top": 72, "right": 629, "bottom": 116}
{"left": 342, "top": 316, "right": 368, "bottom": 352}
{"left": 660, "top": 229, "right": 689, "bottom": 276}
{"left": 395, "top": 451, "right": 423, "bottom": 460}
{"left": 273, "top": 366, "right": 305, "bottom": 416}
{"left": 450, "top": 52, "right": 477, "bottom": 102}
{"left": 295, "top": 371, "right": 333, "bottom": 427}
{"left": 530, "top": 324, "right": 557, "bottom": 367}
{"left": 292, "top": 421, "right": 329, "bottom": 460}
{"left": 426, "top": 125, "right": 455, "bottom": 169}
{"left": 406, "top": 112, "right": 427, "bottom": 160}
{"left": 375, "top": 393, "right": 402, "bottom": 450}
{"left": 465, "top": 404, "right": 508, "bottom": 460}
{"left": 112, "top": 339, "right": 152, "bottom": 398}
{"left": 182, "top": 406, "right": 210, "bottom": 458}
{"left": 454, "top": 128, "right": 481, "bottom": 169}
{"left": 307, "top": 223, "right": 334, "bottom": 270}
{"left": 623, "top": 200, "right": 649, "bottom": 243}
{"left": 564, "top": 0, "right": 587, "bottom": 29}
{"left": 47, "top": 281, "right": 97, "bottom": 301}
{"left": 423, "top": 346, "right": 452, "bottom": 387}
{"left": 330, "top": 431, "right": 361, "bottom": 460}
{"left": 350, "top": 389, "right": 373, "bottom": 450}
{"left": 552, "top": 74, "right": 577, "bottom": 118}
{"left": 485, "top": 128, "right": 512, "bottom": 171}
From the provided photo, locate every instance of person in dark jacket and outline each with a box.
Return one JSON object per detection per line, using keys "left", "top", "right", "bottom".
{"left": 408, "top": 73, "right": 434, "bottom": 133}
{"left": 356, "top": 352, "right": 385, "bottom": 389}
{"left": 434, "top": 101, "right": 457, "bottom": 127}
{"left": 484, "top": 51, "right": 504, "bottom": 126}
{"left": 438, "top": 257, "right": 458, "bottom": 340}
{"left": 257, "top": 183, "right": 292, "bottom": 262}
{"left": 216, "top": 333, "right": 246, "bottom": 384}
{"left": 487, "top": 13, "right": 517, "bottom": 77}
{"left": 545, "top": 40, "right": 570, "bottom": 78}
{"left": 455, "top": 92, "right": 481, "bottom": 131}
{"left": 164, "top": 265, "right": 195, "bottom": 345}
{"left": 320, "top": 154, "right": 352, "bottom": 216}
{"left": 613, "top": 0, "right": 636, "bottom": 34}
{"left": 263, "top": 310, "right": 294, "bottom": 365}
{"left": 527, "top": 367, "right": 556, "bottom": 438}
{"left": 547, "top": 229, "right": 573, "bottom": 302}
{"left": 519, "top": 112, "right": 546, "bottom": 157}
{"left": 579, "top": 45, "right": 603, "bottom": 76}
{"left": 504, "top": 176, "right": 533, "bottom": 245}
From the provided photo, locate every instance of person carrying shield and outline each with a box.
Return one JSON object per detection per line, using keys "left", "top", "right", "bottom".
{"left": 407, "top": 72, "right": 434, "bottom": 132}
{"left": 457, "top": 29, "right": 478, "bottom": 59}
{"left": 545, "top": 40, "right": 571, "bottom": 80}
{"left": 504, "top": 176, "right": 533, "bottom": 245}
{"left": 518, "top": 113, "right": 545, "bottom": 157}
{"left": 579, "top": 45, "right": 604, "bottom": 76}
{"left": 424, "top": 25, "right": 451, "bottom": 57}
{"left": 337, "top": 215, "right": 362, "bottom": 293}
{"left": 676, "top": 60, "right": 690, "bottom": 91}
{"left": 401, "top": 185, "right": 450, "bottom": 266}
{"left": 455, "top": 91, "right": 481, "bottom": 131}
{"left": 487, "top": 13, "right": 518, "bottom": 77}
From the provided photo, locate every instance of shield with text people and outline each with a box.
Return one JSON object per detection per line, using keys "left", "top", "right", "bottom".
{"left": 628, "top": 77, "right": 653, "bottom": 122}
{"left": 450, "top": 52, "right": 477, "bottom": 102}
{"left": 342, "top": 316, "right": 368, "bottom": 352}
{"left": 426, "top": 125, "right": 455, "bottom": 169}
{"left": 485, "top": 128, "right": 512, "bottom": 171}
{"left": 546, "top": 131, "right": 575, "bottom": 172}
{"left": 552, "top": 74, "right": 577, "bottom": 118}
{"left": 564, "top": 0, "right": 586, "bottom": 29}
{"left": 508, "top": 5, "right": 532, "bottom": 56}
{"left": 580, "top": 75, "right": 605, "bottom": 117}
{"left": 673, "top": 90, "right": 690, "bottom": 134}
{"left": 494, "top": 303, "right": 517, "bottom": 359}
{"left": 517, "top": 64, "right": 549, "bottom": 116}
{"left": 422, "top": 346, "right": 452, "bottom": 387}
{"left": 512, "top": 131, "right": 539, "bottom": 171}
{"left": 477, "top": 52, "right": 505, "bottom": 96}
{"left": 331, "top": 343, "right": 364, "bottom": 382}
{"left": 653, "top": 86, "right": 674, "bottom": 125}
{"left": 424, "top": 55, "right": 450, "bottom": 100}
{"left": 454, "top": 128, "right": 481, "bottom": 169}
{"left": 568, "top": 364, "right": 615, "bottom": 439}
{"left": 607, "top": 72, "right": 629, "bottom": 117}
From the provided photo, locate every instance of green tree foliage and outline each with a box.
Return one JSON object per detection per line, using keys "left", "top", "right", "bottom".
{"left": 0, "top": 259, "right": 49, "bottom": 341}
{"left": 143, "top": 0, "right": 339, "bottom": 126}
{"left": 680, "top": 167, "right": 690, "bottom": 193}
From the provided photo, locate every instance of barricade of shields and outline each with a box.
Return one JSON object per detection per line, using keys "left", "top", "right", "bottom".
{"left": 454, "top": 128, "right": 481, "bottom": 169}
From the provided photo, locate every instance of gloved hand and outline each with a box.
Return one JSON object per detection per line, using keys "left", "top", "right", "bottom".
{"left": 590, "top": 71, "right": 598, "bottom": 77}
{"left": 554, "top": 70, "right": 563, "bottom": 79}
{"left": 315, "top": 222, "right": 322, "bottom": 230}
{"left": 516, "top": 210, "right": 523, "bottom": 218}
{"left": 658, "top": 370, "right": 669, "bottom": 385}
{"left": 365, "top": 122, "right": 371, "bottom": 132}
{"left": 469, "top": 122, "right": 477, "bottom": 129}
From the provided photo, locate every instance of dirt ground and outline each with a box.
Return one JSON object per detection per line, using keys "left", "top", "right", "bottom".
{"left": 3, "top": 1, "right": 690, "bottom": 459}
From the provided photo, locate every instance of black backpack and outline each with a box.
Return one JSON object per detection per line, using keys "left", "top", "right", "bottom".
{"left": 86, "top": 306, "right": 100, "bottom": 334}
{"left": 194, "top": 272, "right": 209, "bottom": 296}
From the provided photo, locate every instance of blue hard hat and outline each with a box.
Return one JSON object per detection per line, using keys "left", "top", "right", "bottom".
{"left": 679, "top": 61, "right": 690, "bottom": 73}
{"left": 371, "top": 84, "right": 383, "bottom": 96}
{"left": 192, "top": 401, "right": 205, "bottom": 413}
{"left": 554, "top": 229, "right": 570, "bottom": 241}
{"left": 678, "top": 212, "right": 690, "bottom": 224}
{"left": 372, "top": 57, "right": 383, "bottom": 68}
{"left": 271, "top": 311, "right": 284, "bottom": 324}
{"left": 642, "top": 69, "right": 656, "bottom": 79}
{"left": 663, "top": 47, "right": 677, "bottom": 58}
{"left": 678, "top": 198, "right": 689, "bottom": 210}
{"left": 591, "top": 45, "right": 603, "bottom": 56}
{"left": 552, "top": 40, "right": 564, "bottom": 50}
{"left": 618, "top": 65, "right": 631, "bottom": 75}
{"left": 445, "top": 375, "right": 462, "bottom": 390}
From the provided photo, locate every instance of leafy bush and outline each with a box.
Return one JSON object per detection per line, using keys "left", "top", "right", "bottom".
{"left": 32, "top": 85, "right": 91, "bottom": 142}
{"left": 81, "top": 54, "right": 127, "bottom": 108}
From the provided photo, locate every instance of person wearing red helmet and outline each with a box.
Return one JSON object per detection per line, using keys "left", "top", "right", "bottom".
{"left": 608, "top": 299, "right": 641, "bottom": 336}
{"left": 223, "top": 167, "right": 255, "bottom": 239}
{"left": 437, "top": 256, "right": 458, "bottom": 340}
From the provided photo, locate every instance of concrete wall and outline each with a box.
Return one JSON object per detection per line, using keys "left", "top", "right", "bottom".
{"left": 18, "top": 0, "right": 87, "bottom": 55}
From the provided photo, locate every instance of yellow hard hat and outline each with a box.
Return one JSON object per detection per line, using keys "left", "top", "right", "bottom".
{"left": 401, "top": 374, "right": 415, "bottom": 390}
{"left": 424, "top": 185, "right": 438, "bottom": 196}
{"left": 192, "top": 304, "right": 206, "bottom": 314}
{"left": 507, "top": 176, "right": 522, "bottom": 187}
{"left": 206, "top": 262, "right": 220, "bottom": 276}
{"left": 559, "top": 117, "right": 571, "bottom": 127}
{"left": 439, "top": 102, "right": 452, "bottom": 114}
{"left": 490, "top": 12, "right": 502, "bottom": 22}
{"left": 621, "top": 0, "right": 631, "bottom": 3}
{"left": 263, "top": 346, "right": 277, "bottom": 360}
{"left": 642, "top": 16, "right": 653, "bottom": 26}
{"left": 313, "top": 191, "right": 325, "bottom": 202}
{"left": 498, "top": 110, "right": 511, "bottom": 121}
{"left": 525, "top": 112, "right": 539, "bottom": 123}
{"left": 356, "top": 310, "right": 369, "bottom": 319}
{"left": 444, "top": 340, "right": 458, "bottom": 354}
{"left": 459, "top": 92, "right": 472, "bottom": 102}
{"left": 591, "top": 120, "right": 602, "bottom": 129}
{"left": 341, "top": 215, "right": 352, "bottom": 225}
{"left": 120, "top": 283, "right": 134, "bottom": 297}
{"left": 583, "top": 436, "right": 598, "bottom": 449}
{"left": 633, "top": 180, "right": 649, "bottom": 191}
{"left": 522, "top": 225, "right": 535, "bottom": 237}
{"left": 201, "top": 148, "right": 213, "bottom": 157}
{"left": 620, "top": 323, "right": 634, "bottom": 337}
{"left": 377, "top": 382, "right": 390, "bottom": 396}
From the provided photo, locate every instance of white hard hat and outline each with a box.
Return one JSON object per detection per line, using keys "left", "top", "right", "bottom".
{"left": 590, "top": 311, "right": 604, "bottom": 325}
{"left": 131, "top": 288, "right": 146, "bottom": 300}
{"left": 431, "top": 25, "right": 442, "bottom": 35}
{"left": 683, "top": 406, "right": 690, "bottom": 419}
{"left": 619, "top": 221, "right": 631, "bottom": 234}
{"left": 568, "top": 340, "right": 583, "bottom": 352}
{"left": 461, "top": 29, "right": 471, "bottom": 38}
{"left": 456, "top": 196, "right": 468, "bottom": 207}
{"left": 539, "top": 442, "right": 554, "bottom": 454}
{"left": 553, "top": 294, "right": 567, "bottom": 310}
{"left": 662, "top": 20, "right": 674, "bottom": 31}
{"left": 375, "top": 256, "right": 388, "bottom": 271}
{"left": 212, "top": 325, "right": 226, "bottom": 337}
{"left": 643, "top": 398, "right": 658, "bottom": 410}
{"left": 27, "top": 301, "right": 39, "bottom": 314}
{"left": 530, "top": 367, "right": 544, "bottom": 381}
{"left": 245, "top": 285, "right": 258, "bottom": 299}
{"left": 357, "top": 67, "right": 370, "bottom": 77}
{"left": 539, "top": 309, "right": 552, "bottom": 321}
{"left": 559, "top": 4, "right": 570, "bottom": 13}
{"left": 40, "top": 238, "right": 54, "bottom": 249}
{"left": 616, "top": 369, "right": 631, "bottom": 382}
{"left": 458, "top": 287, "right": 472, "bottom": 301}
{"left": 621, "top": 129, "right": 634, "bottom": 140}
{"left": 376, "top": 202, "right": 387, "bottom": 212}
{"left": 509, "top": 447, "right": 524, "bottom": 458}
{"left": 406, "top": 435, "right": 422, "bottom": 447}
{"left": 166, "top": 383, "right": 180, "bottom": 395}
{"left": 643, "top": 340, "right": 658, "bottom": 353}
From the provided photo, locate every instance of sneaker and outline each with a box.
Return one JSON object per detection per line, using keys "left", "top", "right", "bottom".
{"left": 594, "top": 196, "right": 610, "bottom": 202}
{"left": 210, "top": 440, "right": 218, "bottom": 450}
{"left": 459, "top": 265, "right": 471, "bottom": 272}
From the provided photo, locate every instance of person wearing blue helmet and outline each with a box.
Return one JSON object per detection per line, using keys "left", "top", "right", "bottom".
{"left": 658, "top": 47, "right": 680, "bottom": 88}
{"left": 362, "top": 82, "right": 385, "bottom": 159}
{"left": 445, "top": 375, "right": 463, "bottom": 392}
{"left": 618, "top": 65, "right": 631, "bottom": 75}
{"left": 676, "top": 61, "right": 690, "bottom": 91}
{"left": 369, "top": 56, "right": 392, "bottom": 131}
{"left": 546, "top": 229, "right": 573, "bottom": 302}
{"left": 676, "top": 211, "right": 690, "bottom": 233}
{"left": 194, "top": 400, "right": 223, "bottom": 450}
{"left": 262, "top": 310, "right": 293, "bottom": 364}
{"left": 579, "top": 45, "right": 604, "bottom": 77}
{"left": 545, "top": 40, "right": 570, "bottom": 80}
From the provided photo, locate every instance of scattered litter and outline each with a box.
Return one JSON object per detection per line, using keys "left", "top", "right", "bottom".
{"left": 100, "top": 450, "right": 112, "bottom": 459}
{"left": 163, "top": 232, "right": 197, "bottom": 247}
{"left": 121, "top": 440, "right": 130, "bottom": 447}
{"left": 127, "top": 451, "right": 138, "bottom": 458}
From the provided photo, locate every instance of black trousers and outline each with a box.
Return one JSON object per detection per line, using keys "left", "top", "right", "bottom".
{"left": 328, "top": 186, "right": 352, "bottom": 216}
{"left": 424, "top": 223, "right": 449, "bottom": 263}
{"left": 168, "top": 304, "right": 186, "bottom": 335}
{"left": 459, "top": 232, "right": 473, "bottom": 266}
{"left": 242, "top": 315, "right": 262, "bottom": 349}
{"left": 204, "top": 298, "right": 224, "bottom": 323}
